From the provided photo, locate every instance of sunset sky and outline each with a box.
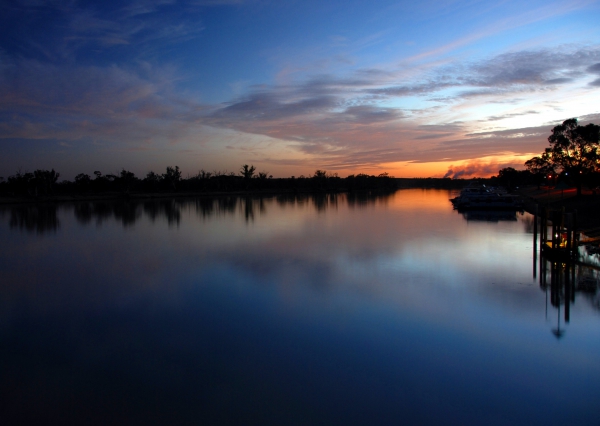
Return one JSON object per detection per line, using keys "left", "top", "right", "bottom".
{"left": 1, "top": 0, "right": 600, "bottom": 180}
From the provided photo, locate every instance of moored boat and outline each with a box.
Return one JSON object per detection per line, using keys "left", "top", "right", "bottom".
{"left": 450, "top": 184, "right": 523, "bottom": 210}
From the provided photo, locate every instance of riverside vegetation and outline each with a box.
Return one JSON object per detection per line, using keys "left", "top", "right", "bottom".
{"left": 1, "top": 119, "right": 598, "bottom": 208}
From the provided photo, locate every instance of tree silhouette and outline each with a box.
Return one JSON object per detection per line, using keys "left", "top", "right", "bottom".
{"left": 545, "top": 118, "right": 600, "bottom": 195}
{"left": 240, "top": 164, "right": 256, "bottom": 179}
{"left": 32, "top": 169, "right": 60, "bottom": 195}
{"left": 496, "top": 167, "right": 531, "bottom": 190}
{"left": 525, "top": 149, "right": 556, "bottom": 188}
{"left": 75, "top": 173, "right": 91, "bottom": 192}
{"left": 163, "top": 166, "right": 181, "bottom": 191}
{"left": 313, "top": 170, "right": 327, "bottom": 179}
{"left": 119, "top": 169, "right": 137, "bottom": 193}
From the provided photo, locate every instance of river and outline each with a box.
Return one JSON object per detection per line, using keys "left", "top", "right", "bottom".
{"left": 1, "top": 189, "right": 598, "bottom": 425}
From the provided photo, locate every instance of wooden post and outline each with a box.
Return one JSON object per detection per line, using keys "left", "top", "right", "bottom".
{"left": 565, "top": 213, "right": 572, "bottom": 258}
{"left": 551, "top": 211, "right": 557, "bottom": 250}
{"left": 564, "top": 264, "right": 571, "bottom": 323}
{"left": 541, "top": 207, "right": 546, "bottom": 248}
{"left": 533, "top": 204, "right": 538, "bottom": 245}
{"left": 533, "top": 204, "right": 538, "bottom": 279}
{"left": 573, "top": 209, "right": 578, "bottom": 250}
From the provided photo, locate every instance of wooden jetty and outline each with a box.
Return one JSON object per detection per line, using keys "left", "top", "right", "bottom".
{"left": 533, "top": 204, "right": 600, "bottom": 269}
{"left": 535, "top": 206, "right": 578, "bottom": 261}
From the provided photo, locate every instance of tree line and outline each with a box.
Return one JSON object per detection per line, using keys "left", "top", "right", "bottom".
{"left": 3, "top": 118, "right": 596, "bottom": 197}
{"left": 523, "top": 118, "right": 600, "bottom": 195}
{"left": 492, "top": 118, "right": 600, "bottom": 193}
{"left": 0, "top": 164, "right": 397, "bottom": 197}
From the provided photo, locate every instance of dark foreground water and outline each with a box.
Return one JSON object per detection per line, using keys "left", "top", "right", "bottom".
{"left": 1, "top": 189, "right": 599, "bottom": 425}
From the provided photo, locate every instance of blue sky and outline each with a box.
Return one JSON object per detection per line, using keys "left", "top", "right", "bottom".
{"left": 1, "top": 0, "right": 599, "bottom": 179}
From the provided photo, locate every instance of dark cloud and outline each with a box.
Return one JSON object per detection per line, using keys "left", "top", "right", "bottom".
{"left": 337, "top": 105, "right": 403, "bottom": 123}
{"left": 213, "top": 92, "right": 339, "bottom": 121}
{"left": 481, "top": 110, "right": 539, "bottom": 122}
{"left": 578, "top": 112, "right": 600, "bottom": 123}
{"left": 587, "top": 63, "right": 600, "bottom": 74}
{"left": 412, "top": 123, "right": 464, "bottom": 140}
{"left": 369, "top": 81, "right": 454, "bottom": 97}
{"left": 463, "top": 126, "right": 545, "bottom": 140}
{"left": 544, "top": 77, "right": 572, "bottom": 85}
{"left": 455, "top": 89, "right": 507, "bottom": 99}
{"left": 414, "top": 133, "right": 453, "bottom": 140}
{"left": 468, "top": 48, "right": 598, "bottom": 88}
{"left": 590, "top": 78, "right": 600, "bottom": 87}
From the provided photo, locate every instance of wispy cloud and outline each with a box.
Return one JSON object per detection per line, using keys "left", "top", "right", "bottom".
{"left": 2, "top": 43, "right": 599, "bottom": 173}
{"left": 481, "top": 110, "right": 540, "bottom": 122}
{"left": 1, "top": 0, "right": 599, "bottom": 177}
{"left": 1, "top": 0, "right": 209, "bottom": 62}
{"left": 203, "top": 45, "right": 600, "bottom": 167}
{"left": 0, "top": 58, "right": 206, "bottom": 149}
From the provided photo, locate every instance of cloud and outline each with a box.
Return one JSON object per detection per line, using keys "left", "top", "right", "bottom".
{"left": 414, "top": 133, "right": 454, "bottom": 140}
{"left": 213, "top": 92, "right": 339, "bottom": 121}
{"left": 587, "top": 63, "right": 600, "bottom": 74}
{"left": 0, "top": 58, "right": 206, "bottom": 148}
{"left": 199, "top": 44, "right": 600, "bottom": 168}
{"left": 212, "top": 45, "right": 600, "bottom": 127}
{"left": 3, "top": 42, "right": 598, "bottom": 174}
{"left": 2, "top": 0, "right": 600, "bottom": 181}
{"left": 376, "top": 47, "right": 600, "bottom": 101}
{"left": 481, "top": 110, "right": 540, "bottom": 122}
{"left": 0, "top": 0, "right": 207, "bottom": 62}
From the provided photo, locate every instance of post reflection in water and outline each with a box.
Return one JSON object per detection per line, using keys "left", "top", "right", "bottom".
{"left": 532, "top": 207, "right": 600, "bottom": 337}
{"left": 539, "top": 257, "right": 600, "bottom": 338}
{"left": 1, "top": 189, "right": 599, "bottom": 425}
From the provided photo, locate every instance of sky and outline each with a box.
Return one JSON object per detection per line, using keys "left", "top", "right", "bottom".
{"left": 1, "top": 0, "right": 600, "bottom": 180}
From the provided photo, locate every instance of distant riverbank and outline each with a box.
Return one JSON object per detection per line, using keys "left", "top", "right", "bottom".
{"left": 0, "top": 177, "right": 471, "bottom": 206}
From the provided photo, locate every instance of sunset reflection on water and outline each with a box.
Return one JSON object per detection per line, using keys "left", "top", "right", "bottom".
{"left": 0, "top": 189, "right": 598, "bottom": 425}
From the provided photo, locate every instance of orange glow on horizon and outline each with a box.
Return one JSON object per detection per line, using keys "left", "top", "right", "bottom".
{"left": 380, "top": 154, "right": 536, "bottom": 179}
{"left": 264, "top": 153, "right": 537, "bottom": 179}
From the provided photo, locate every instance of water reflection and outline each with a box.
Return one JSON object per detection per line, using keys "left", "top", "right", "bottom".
{"left": 143, "top": 199, "right": 182, "bottom": 225}
{"left": 460, "top": 210, "right": 518, "bottom": 222}
{"left": 8, "top": 204, "right": 60, "bottom": 233}
{"left": 2, "top": 189, "right": 599, "bottom": 425}
{"left": 2, "top": 191, "right": 397, "bottom": 232}
{"left": 540, "top": 257, "right": 600, "bottom": 338}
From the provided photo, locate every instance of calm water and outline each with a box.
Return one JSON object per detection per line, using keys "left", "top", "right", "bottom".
{"left": 1, "top": 189, "right": 599, "bottom": 425}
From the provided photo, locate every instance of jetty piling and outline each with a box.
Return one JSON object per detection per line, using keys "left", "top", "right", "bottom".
{"left": 537, "top": 206, "right": 579, "bottom": 261}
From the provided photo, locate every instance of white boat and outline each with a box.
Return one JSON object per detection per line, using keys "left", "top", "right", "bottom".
{"left": 450, "top": 184, "right": 522, "bottom": 210}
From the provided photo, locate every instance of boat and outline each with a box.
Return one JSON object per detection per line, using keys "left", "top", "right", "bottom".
{"left": 450, "top": 184, "right": 523, "bottom": 210}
